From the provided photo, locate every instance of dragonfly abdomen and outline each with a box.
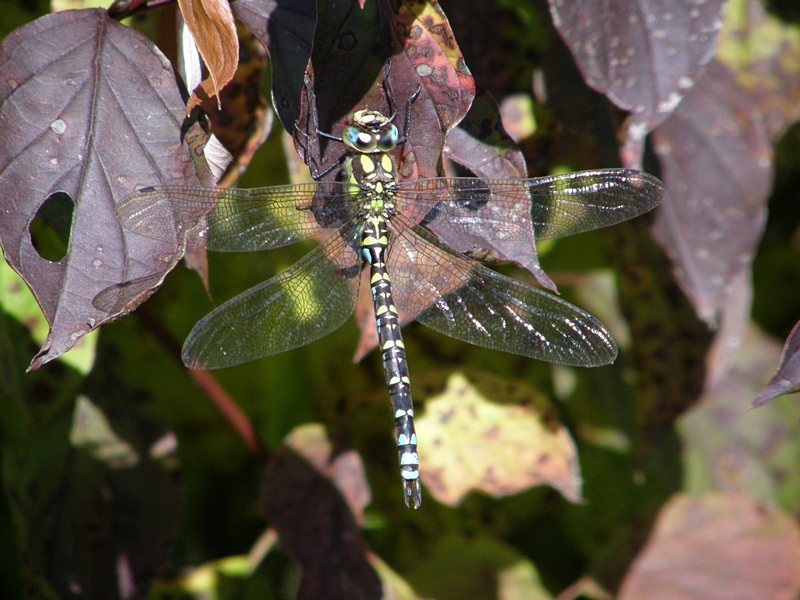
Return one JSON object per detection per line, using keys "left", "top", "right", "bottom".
{"left": 362, "top": 217, "right": 421, "bottom": 509}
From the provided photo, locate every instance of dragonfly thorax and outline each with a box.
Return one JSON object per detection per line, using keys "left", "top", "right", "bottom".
{"left": 349, "top": 152, "right": 399, "bottom": 219}
{"left": 343, "top": 109, "right": 399, "bottom": 154}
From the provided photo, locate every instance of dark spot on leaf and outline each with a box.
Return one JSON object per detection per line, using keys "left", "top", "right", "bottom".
{"left": 338, "top": 31, "right": 357, "bottom": 51}
{"left": 29, "top": 192, "right": 74, "bottom": 263}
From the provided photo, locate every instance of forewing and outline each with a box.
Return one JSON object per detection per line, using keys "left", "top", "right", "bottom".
{"left": 182, "top": 233, "right": 361, "bottom": 369}
{"left": 388, "top": 225, "right": 617, "bottom": 367}
{"left": 396, "top": 168, "right": 665, "bottom": 242}
{"left": 116, "top": 182, "right": 358, "bottom": 251}
{"left": 528, "top": 169, "right": 665, "bottom": 240}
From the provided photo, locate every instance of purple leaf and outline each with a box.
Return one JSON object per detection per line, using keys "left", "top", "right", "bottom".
{"left": 232, "top": 0, "right": 315, "bottom": 133}
{"left": 752, "top": 321, "right": 800, "bottom": 408}
{"left": 444, "top": 89, "right": 527, "bottom": 181}
{"left": 0, "top": 9, "right": 212, "bottom": 369}
{"left": 260, "top": 448, "right": 381, "bottom": 600}
{"left": 436, "top": 89, "right": 542, "bottom": 280}
{"left": 650, "top": 60, "right": 772, "bottom": 327}
{"left": 550, "top": 0, "right": 725, "bottom": 168}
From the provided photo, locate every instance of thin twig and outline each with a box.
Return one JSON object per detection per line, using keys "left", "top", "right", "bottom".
{"left": 136, "top": 304, "right": 268, "bottom": 460}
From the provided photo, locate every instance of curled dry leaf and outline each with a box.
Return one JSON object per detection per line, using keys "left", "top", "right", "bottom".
{"left": 415, "top": 373, "right": 582, "bottom": 506}
{"left": 178, "top": 0, "right": 239, "bottom": 112}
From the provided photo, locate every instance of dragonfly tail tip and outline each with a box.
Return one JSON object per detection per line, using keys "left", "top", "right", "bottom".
{"left": 404, "top": 480, "right": 422, "bottom": 509}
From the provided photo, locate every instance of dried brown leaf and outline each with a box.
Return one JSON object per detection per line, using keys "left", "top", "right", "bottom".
{"left": 178, "top": 0, "right": 239, "bottom": 111}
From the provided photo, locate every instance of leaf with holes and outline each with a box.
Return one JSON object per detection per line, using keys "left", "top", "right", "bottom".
{"left": 0, "top": 9, "right": 213, "bottom": 369}
{"left": 550, "top": 0, "right": 725, "bottom": 168}
{"left": 651, "top": 60, "right": 772, "bottom": 327}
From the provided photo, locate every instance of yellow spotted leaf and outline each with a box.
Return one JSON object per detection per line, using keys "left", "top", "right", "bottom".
{"left": 416, "top": 373, "right": 581, "bottom": 505}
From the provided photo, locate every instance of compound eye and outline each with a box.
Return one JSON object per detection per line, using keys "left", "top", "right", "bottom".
{"left": 344, "top": 126, "right": 378, "bottom": 152}
{"left": 377, "top": 124, "right": 399, "bottom": 151}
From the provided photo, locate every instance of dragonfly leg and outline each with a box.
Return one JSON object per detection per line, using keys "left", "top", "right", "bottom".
{"left": 381, "top": 61, "right": 421, "bottom": 145}
{"left": 295, "top": 71, "right": 346, "bottom": 179}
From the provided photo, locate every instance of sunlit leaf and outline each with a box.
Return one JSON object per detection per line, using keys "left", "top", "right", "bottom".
{"left": 284, "top": 422, "right": 372, "bottom": 519}
{"left": 716, "top": 0, "right": 800, "bottom": 142}
{"left": 368, "top": 553, "right": 426, "bottom": 600}
{"left": 0, "top": 9, "right": 212, "bottom": 368}
{"left": 554, "top": 576, "right": 612, "bottom": 600}
{"left": 497, "top": 560, "right": 553, "bottom": 600}
{"left": 70, "top": 395, "right": 139, "bottom": 469}
{"left": 550, "top": 0, "right": 725, "bottom": 168}
{"left": 444, "top": 89, "right": 527, "bottom": 180}
{"left": 178, "top": 0, "right": 239, "bottom": 111}
{"left": 0, "top": 253, "right": 97, "bottom": 373}
{"left": 405, "top": 534, "right": 541, "bottom": 600}
{"left": 651, "top": 60, "right": 772, "bottom": 327}
{"left": 416, "top": 373, "right": 581, "bottom": 505}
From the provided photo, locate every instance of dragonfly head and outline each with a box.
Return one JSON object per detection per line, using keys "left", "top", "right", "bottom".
{"left": 343, "top": 110, "right": 399, "bottom": 154}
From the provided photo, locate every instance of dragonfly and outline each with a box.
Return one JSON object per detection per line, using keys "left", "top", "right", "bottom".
{"left": 114, "top": 81, "right": 665, "bottom": 508}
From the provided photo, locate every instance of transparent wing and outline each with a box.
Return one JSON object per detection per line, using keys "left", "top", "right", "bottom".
{"left": 183, "top": 233, "right": 362, "bottom": 369}
{"left": 387, "top": 223, "right": 617, "bottom": 367}
{"left": 116, "top": 182, "right": 360, "bottom": 252}
{"left": 396, "top": 169, "right": 665, "bottom": 241}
